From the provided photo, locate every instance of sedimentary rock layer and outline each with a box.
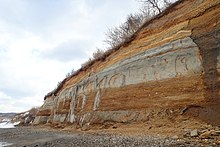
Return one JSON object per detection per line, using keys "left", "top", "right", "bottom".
{"left": 34, "top": 0, "right": 220, "bottom": 126}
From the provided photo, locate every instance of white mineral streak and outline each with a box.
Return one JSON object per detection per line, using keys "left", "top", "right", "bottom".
{"left": 70, "top": 87, "right": 77, "bottom": 123}
{"left": 93, "top": 90, "right": 101, "bottom": 111}
{"left": 81, "top": 95, "right": 87, "bottom": 110}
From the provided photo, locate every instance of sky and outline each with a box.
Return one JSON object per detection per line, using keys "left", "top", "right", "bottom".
{"left": 0, "top": 0, "right": 141, "bottom": 113}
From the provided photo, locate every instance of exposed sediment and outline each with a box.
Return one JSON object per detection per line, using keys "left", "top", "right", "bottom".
{"left": 34, "top": 0, "right": 220, "bottom": 128}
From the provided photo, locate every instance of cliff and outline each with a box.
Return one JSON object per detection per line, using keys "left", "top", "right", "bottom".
{"left": 34, "top": 0, "right": 220, "bottom": 129}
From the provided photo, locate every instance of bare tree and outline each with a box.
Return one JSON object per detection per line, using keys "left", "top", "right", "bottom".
{"left": 141, "top": 0, "right": 162, "bottom": 13}
{"left": 71, "top": 68, "right": 75, "bottom": 75}
{"left": 57, "top": 81, "right": 61, "bottom": 87}
{"left": 164, "top": 0, "right": 174, "bottom": 7}
{"left": 140, "top": 0, "right": 176, "bottom": 15}
{"left": 104, "top": 27, "right": 122, "bottom": 48}
{"left": 81, "top": 58, "right": 93, "bottom": 68}
{"left": 125, "top": 13, "right": 144, "bottom": 34}
{"left": 66, "top": 72, "right": 71, "bottom": 78}
{"left": 93, "top": 48, "right": 105, "bottom": 59}
{"left": 104, "top": 13, "right": 146, "bottom": 48}
{"left": 65, "top": 68, "right": 75, "bottom": 78}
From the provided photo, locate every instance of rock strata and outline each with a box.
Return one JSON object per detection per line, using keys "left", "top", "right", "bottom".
{"left": 34, "top": 0, "right": 220, "bottom": 128}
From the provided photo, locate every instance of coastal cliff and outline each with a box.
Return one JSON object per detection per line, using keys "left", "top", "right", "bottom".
{"left": 34, "top": 0, "right": 220, "bottom": 128}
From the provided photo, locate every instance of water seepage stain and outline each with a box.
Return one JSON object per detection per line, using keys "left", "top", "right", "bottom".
{"left": 192, "top": 29, "right": 220, "bottom": 100}
{"left": 191, "top": 26, "right": 220, "bottom": 125}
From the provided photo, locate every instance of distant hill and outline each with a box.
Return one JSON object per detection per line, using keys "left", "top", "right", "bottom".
{"left": 0, "top": 108, "right": 39, "bottom": 128}
{"left": 0, "top": 113, "right": 17, "bottom": 119}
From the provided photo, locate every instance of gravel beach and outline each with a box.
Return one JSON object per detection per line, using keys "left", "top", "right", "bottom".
{"left": 0, "top": 127, "right": 215, "bottom": 147}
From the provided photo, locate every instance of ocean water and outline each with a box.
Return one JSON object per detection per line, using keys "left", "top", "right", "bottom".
{"left": 0, "top": 142, "right": 13, "bottom": 147}
{"left": 0, "top": 121, "right": 17, "bottom": 146}
{"left": 0, "top": 122, "right": 15, "bottom": 129}
{"left": 0, "top": 121, "right": 20, "bottom": 129}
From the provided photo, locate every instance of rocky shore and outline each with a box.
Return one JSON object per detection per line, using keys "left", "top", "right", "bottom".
{"left": 0, "top": 126, "right": 219, "bottom": 147}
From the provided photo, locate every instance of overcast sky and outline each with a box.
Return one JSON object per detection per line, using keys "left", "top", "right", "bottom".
{"left": 0, "top": 0, "right": 141, "bottom": 113}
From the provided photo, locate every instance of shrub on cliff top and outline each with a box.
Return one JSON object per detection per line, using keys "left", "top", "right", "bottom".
{"left": 104, "top": 13, "right": 145, "bottom": 48}
{"left": 104, "top": 0, "right": 176, "bottom": 49}
{"left": 93, "top": 48, "right": 105, "bottom": 60}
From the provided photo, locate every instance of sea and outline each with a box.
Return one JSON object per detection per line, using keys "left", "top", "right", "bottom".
{"left": 0, "top": 119, "right": 19, "bottom": 146}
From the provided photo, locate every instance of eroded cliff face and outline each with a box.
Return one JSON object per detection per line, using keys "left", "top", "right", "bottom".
{"left": 34, "top": 0, "right": 220, "bottom": 127}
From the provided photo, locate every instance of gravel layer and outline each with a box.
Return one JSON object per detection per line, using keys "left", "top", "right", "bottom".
{"left": 0, "top": 127, "right": 214, "bottom": 147}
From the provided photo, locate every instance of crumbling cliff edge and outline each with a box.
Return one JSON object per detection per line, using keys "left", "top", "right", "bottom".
{"left": 34, "top": 0, "right": 220, "bottom": 129}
